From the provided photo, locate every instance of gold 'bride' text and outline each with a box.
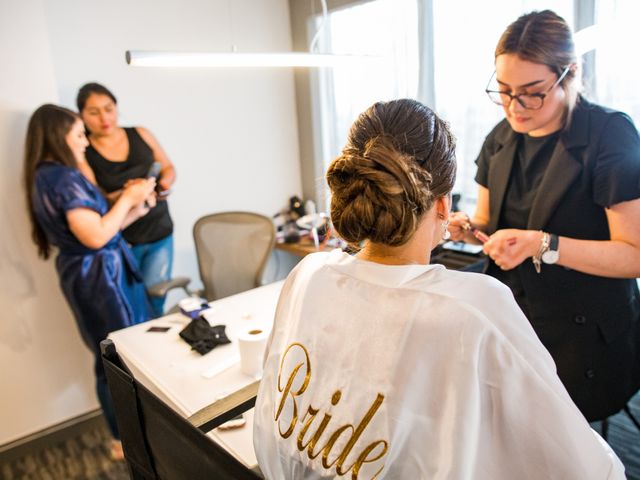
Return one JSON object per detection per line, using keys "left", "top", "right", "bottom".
{"left": 275, "top": 343, "right": 388, "bottom": 479}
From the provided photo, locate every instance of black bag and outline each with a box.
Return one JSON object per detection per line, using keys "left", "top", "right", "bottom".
{"left": 179, "top": 317, "right": 231, "bottom": 355}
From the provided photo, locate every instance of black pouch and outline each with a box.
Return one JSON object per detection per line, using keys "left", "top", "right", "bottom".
{"left": 179, "top": 317, "right": 231, "bottom": 355}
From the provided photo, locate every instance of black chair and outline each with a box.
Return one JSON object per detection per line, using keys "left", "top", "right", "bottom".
{"left": 100, "top": 339, "right": 261, "bottom": 480}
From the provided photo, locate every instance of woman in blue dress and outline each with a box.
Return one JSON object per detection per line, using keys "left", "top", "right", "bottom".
{"left": 24, "top": 104, "right": 157, "bottom": 458}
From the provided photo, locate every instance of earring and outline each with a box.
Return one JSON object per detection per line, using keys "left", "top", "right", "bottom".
{"left": 442, "top": 220, "right": 451, "bottom": 241}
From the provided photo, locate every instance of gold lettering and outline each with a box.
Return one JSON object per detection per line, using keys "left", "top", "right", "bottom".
{"left": 275, "top": 363, "right": 303, "bottom": 438}
{"left": 351, "top": 440, "right": 388, "bottom": 479}
{"left": 275, "top": 343, "right": 311, "bottom": 438}
{"left": 273, "top": 344, "right": 388, "bottom": 479}
{"left": 335, "top": 394, "right": 385, "bottom": 475}
{"left": 298, "top": 391, "right": 342, "bottom": 458}
{"left": 321, "top": 424, "right": 356, "bottom": 468}
{"left": 296, "top": 405, "right": 320, "bottom": 451}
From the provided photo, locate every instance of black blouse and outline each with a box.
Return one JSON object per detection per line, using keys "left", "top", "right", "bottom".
{"left": 86, "top": 127, "right": 173, "bottom": 245}
{"left": 470, "top": 97, "right": 640, "bottom": 420}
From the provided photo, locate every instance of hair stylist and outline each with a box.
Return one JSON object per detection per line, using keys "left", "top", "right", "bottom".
{"left": 449, "top": 10, "right": 640, "bottom": 422}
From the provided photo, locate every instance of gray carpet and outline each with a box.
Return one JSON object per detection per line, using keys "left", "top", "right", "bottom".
{"left": 0, "top": 423, "right": 129, "bottom": 480}
{"left": 1, "top": 392, "right": 639, "bottom": 479}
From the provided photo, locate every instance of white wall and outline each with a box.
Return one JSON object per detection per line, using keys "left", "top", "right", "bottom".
{"left": 0, "top": 0, "right": 301, "bottom": 445}
{"left": 44, "top": 0, "right": 302, "bottom": 293}
{"left": 0, "top": 0, "right": 97, "bottom": 445}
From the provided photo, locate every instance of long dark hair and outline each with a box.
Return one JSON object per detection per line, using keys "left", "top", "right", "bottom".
{"left": 24, "top": 104, "right": 80, "bottom": 259}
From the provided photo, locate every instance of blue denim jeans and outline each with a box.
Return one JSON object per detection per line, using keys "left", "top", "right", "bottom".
{"left": 131, "top": 234, "right": 173, "bottom": 317}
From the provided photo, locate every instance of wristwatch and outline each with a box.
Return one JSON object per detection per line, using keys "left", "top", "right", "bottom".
{"left": 541, "top": 234, "right": 560, "bottom": 264}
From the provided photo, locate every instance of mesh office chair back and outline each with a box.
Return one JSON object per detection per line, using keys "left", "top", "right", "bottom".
{"left": 193, "top": 212, "right": 275, "bottom": 301}
{"left": 101, "top": 339, "right": 261, "bottom": 480}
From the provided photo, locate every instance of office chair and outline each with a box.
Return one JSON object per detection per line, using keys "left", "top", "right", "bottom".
{"left": 147, "top": 276, "right": 194, "bottom": 310}
{"left": 100, "top": 339, "right": 261, "bottom": 480}
{"left": 146, "top": 211, "right": 275, "bottom": 312}
{"left": 193, "top": 211, "right": 276, "bottom": 301}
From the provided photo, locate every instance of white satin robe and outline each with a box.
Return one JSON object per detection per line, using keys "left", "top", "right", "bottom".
{"left": 253, "top": 249, "right": 625, "bottom": 479}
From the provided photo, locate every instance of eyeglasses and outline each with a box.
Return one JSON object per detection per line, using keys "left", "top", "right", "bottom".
{"left": 485, "top": 65, "right": 570, "bottom": 110}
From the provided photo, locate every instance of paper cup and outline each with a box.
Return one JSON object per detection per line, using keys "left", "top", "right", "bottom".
{"left": 237, "top": 327, "right": 270, "bottom": 379}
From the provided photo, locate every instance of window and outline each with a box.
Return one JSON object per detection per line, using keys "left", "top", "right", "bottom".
{"left": 313, "top": 0, "right": 419, "bottom": 208}
{"left": 431, "top": 1, "right": 574, "bottom": 209}
{"left": 314, "top": 0, "right": 638, "bottom": 212}
{"left": 592, "top": 0, "right": 640, "bottom": 123}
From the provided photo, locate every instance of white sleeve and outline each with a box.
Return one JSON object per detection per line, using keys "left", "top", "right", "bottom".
{"left": 427, "top": 272, "right": 626, "bottom": 478}
{"left": 592, "top": 430, "right": 627, "bottom": 480}
{"left": 477, "top": 329, "right": 626, "bottom": 480}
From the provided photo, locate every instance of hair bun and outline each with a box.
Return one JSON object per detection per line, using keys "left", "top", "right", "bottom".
{"left": 326, "top": 99, "right": 456, "bottom": 247}
{"left": 328, "top": 135, "right": 433, "bottom": 246}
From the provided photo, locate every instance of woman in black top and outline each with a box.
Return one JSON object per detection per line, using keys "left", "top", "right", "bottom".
{"left": 77, "top": 83, "right": 176, "bottom": 317}
{"left": 449, "top": 10, "right": 640, "bottom": 422}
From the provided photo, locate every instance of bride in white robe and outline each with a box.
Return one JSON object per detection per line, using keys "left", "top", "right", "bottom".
{"left": 253, "top": 99, "right": 624, "bottom": 480}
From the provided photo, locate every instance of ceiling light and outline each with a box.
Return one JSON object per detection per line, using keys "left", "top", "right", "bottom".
{"left": 125, "top": 0, "right": 379, "bottom": 69}
{"left": 125, "top": 50, "right": 380, "bottom": 68}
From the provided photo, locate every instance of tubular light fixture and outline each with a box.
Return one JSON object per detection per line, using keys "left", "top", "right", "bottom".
{"left": 125, "top": 0, "right": 378, "bottom": 69}
{"left": 125, "top": 51, "right": 379, "bottom": 68}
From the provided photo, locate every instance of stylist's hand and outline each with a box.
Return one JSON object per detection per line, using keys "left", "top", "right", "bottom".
{"left": 129, "top": 197, "right": 155, "bottom": 219}
{"left": 158, "top": 175, "right": 171, "bottom": 192}
{"left": 144, "top": 192, "right": 157, "bottom": 209}
{"left": 105, "top": 189, "right": 123, "bottom": 205}
{"left": 448, "top": 211, "right": 471, "bottom": 242}
{"left": 483, "top": 229, "right": 541, "bottom": 270}
{"left": 122, "top": 177, "right": 156, "bottom": 205}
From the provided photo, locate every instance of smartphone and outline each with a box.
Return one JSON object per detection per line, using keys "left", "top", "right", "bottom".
{"left": 146, "top": 162, "right": 161, "bottom": 179}
{"left": 441, "top": 240, "right": 484, "bottom": 255}
{"left": 147, "top": 326, "right": 171, "bottom": 333}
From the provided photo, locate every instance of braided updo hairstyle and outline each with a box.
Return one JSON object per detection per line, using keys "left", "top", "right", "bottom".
{"left": 327, "top": 99, "right": 456, "bottom": 247}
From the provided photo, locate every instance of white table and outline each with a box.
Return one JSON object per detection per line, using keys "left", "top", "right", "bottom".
{"left": 108, "top": 280, "right": 284, "bottom": 469}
